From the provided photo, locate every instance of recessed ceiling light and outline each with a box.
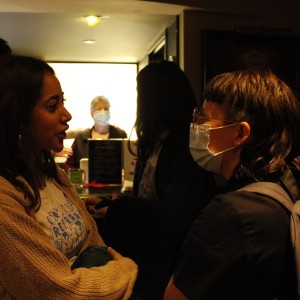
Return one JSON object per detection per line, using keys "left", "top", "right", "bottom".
{"left": 83, "top": 39, "right": 96, "bottom": 44}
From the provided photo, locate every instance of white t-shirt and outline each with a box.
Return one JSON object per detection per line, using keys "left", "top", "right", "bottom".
{"left": 35, "top": 179, "right": 87, "bottom": 261}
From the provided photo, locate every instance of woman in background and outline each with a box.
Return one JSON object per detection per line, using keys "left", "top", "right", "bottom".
{"left": 63, "top": 95, "right": 127, "bottom": 169}
{"left": 99, "top": 60, "right": 217, "bottom": 300}
{"left": 0, "top": 55, "right": 137, "bottom": 300}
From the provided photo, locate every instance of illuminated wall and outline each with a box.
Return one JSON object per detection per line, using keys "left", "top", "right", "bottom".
{"left": 49, "top": 62, "right": 137, "bottom": 138}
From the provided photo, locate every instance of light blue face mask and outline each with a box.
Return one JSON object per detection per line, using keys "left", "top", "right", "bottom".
{"left": 93, "top": 110, "right": 110, "bottom": 126}
{"left": 189, "top": 123, "right": 237, "bottom": 175}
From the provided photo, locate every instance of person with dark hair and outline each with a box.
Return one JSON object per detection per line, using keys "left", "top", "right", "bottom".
{"left": 95, "top": 60, "right": 217, "bottom": 300}
{"left": 0, "top": 37, "right": 12, "bottom": 56}
{"left": 0, "top": 55, "right": 137, "bottom": 299}
{"left": 164, "top": 70, "right": 300, "bottom": 300}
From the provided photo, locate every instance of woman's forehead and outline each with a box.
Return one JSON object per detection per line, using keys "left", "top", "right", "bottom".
{"left": 93, "top": 100, "right": 109, "bottom": 110}
{"left": 203, "top": 100, "right": 226, "bottom": 119}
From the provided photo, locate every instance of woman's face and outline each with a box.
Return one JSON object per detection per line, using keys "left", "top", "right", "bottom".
{"left": 22, "top": 72, "right": 72, "bottom": 154}
{"left": 201, "top": 100, "right": 238, "bottom": 154}
{"left": 91, "top": 100, "right": 110, "bottom": 115}
{"left": 199, "top": 100, "right": 250, "bottom": 179}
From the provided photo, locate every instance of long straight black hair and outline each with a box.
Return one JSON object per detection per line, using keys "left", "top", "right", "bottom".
{"left": 0, "top": 55, "right": 62, "bottom": 212}
{"left": 135, "top": 60, "right": 196, "bottom": 164}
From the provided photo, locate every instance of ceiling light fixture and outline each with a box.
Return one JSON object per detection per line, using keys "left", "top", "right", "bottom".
{"left": 82, "top": 15, "right": 109, "bottom": 27}
{"left": 83, "top": 39, "right": 96, "bottom": 44}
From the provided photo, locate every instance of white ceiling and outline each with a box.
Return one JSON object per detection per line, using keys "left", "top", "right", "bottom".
{"left": 1, "top": 0, "right": 300, "bottom": 63}
{"left": 0, "top": 0, "right": 188, "bottom": 62}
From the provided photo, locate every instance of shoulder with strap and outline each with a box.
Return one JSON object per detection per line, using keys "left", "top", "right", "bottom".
{"left": 238, "top": 167, "right": 299, "bottom": 212}
{"left": 238, "top": 181, "right": 294, "bottom": 212}
{"left": 238, "top": 168, "right": 300, "bottom": 298}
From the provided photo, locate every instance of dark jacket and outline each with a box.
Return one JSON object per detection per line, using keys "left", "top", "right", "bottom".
{"left": 101, "top": 131, "right": 217, "bottom": 300}
{"left": 66, "top": 125, "right": 127, "bottom": 169}
{"left": 173, "top": 188, "right": 296, "bottom": 299}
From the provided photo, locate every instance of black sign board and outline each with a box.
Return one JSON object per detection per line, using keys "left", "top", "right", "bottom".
{"left": 88, "top": 139, "right": 123, "bottom": 184}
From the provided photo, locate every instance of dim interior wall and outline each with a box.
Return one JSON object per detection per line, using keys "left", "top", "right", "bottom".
{"left": 181, "top": 10, "right": 300, "bottom": 104}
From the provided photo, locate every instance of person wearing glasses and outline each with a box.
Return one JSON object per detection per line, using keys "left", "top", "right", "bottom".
{"left": 164, "top": 70, "right": 300, "bottom": 300}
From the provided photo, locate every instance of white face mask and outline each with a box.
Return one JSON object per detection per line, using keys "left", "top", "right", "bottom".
{"left": 93, "top": 110, "right": 110, "bottom": 126}
{"left": 189, "top": 123, "right": 237, "bottom": 175}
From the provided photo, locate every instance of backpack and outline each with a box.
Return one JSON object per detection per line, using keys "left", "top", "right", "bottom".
{"left": 239, "top": 180, "right": 300, "bottom": 299}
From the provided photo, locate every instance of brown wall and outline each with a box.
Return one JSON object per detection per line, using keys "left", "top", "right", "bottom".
{"left": 179, "top": 10, "right": 300, "bottom": 103}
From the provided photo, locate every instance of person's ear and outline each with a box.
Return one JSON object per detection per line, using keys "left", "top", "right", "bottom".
{"left": 233, "top": 122, "right": 251, "bottom": 146}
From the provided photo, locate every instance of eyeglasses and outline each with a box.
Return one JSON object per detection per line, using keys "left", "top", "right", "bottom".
{"left": 192, "top": 107, "right": 237, "bottom": 126}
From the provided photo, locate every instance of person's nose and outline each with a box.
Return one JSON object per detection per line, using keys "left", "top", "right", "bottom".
{"left": 61, "top": 106, "right": 72, "bottom": 123}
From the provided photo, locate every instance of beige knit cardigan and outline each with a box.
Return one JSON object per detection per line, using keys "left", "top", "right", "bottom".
{"left": 0, "top": 167, "right": 137, "bottom": 299}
